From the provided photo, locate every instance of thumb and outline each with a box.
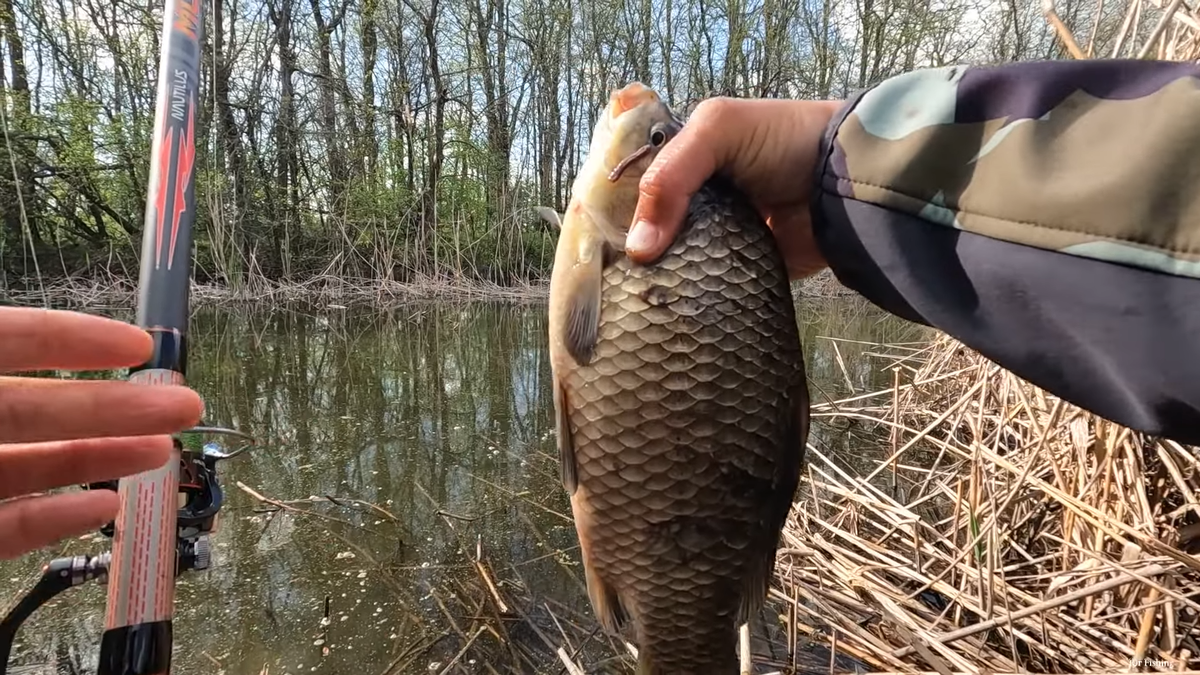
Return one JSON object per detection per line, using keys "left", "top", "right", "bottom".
{"left": 626, "top": 101, "right": 736, "bottom": 263}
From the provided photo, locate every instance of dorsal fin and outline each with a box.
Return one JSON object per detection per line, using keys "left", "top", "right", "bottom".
{"left": 536, "top": 206, "right": 563, "bottom": 230}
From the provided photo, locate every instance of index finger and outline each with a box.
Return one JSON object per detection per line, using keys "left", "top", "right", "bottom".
{"left": 0, "top": 307, "right": 153, "bottom": 373}
{"left": 625, "top": 118, "right": 721, "bottom": 263}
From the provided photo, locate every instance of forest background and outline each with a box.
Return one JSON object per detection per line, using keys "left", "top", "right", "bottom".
{"left": 0, "top": 0, "right": 1168, "bottom": 295}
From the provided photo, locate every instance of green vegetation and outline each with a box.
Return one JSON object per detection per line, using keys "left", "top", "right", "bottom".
{"left": 0, "top": 0, "right": 1168, "bottom": 295}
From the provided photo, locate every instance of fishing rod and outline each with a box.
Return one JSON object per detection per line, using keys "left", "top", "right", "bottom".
{"left": 0, "top": 0, "right": 257, "bottom": 671}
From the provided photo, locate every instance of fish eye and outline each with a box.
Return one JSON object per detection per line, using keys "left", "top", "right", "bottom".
{"left": 649, "top": 126, "right": 668, "bottom": 147}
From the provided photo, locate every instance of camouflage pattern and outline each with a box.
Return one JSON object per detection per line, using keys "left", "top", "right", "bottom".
{"left": 818, "top": 59, "right": 1200, "bottom": 279}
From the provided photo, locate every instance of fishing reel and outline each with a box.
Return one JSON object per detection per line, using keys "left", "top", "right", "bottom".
{"left": 84, "top": 425, "right": 256, "bottom": 573}
{"left": 0, "top": 425, "right": 257, "bottom": 674}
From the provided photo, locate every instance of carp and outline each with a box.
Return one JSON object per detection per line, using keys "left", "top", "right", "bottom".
{"left": 541, "top": 82, "right": 809, "bottom": 674}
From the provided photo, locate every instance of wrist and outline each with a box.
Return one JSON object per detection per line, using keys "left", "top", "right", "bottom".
{"left": 803, "top": 100, "right": 847, "bottom": 281}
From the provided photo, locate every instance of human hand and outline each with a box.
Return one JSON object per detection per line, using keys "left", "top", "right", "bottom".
{"left": 0, "top": 307, "right": 203, "bottom": 560}
{"left": 625, "top": 97, "right": 843, "bottom": 280}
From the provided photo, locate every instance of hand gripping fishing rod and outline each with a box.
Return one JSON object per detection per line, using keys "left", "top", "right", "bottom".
{"left": 0, "top": 0, "right": 257, "bottom": 672}
{"left": 0, "top": 429, "right": 256, "bottom": 674}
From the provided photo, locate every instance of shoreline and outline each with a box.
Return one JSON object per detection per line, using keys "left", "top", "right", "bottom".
{"left": 0, "top": 268, "right": 857, "bottom": 310}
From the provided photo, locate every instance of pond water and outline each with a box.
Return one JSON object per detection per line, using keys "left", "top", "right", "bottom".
{"left": 1, "top": 294, "right": 930, "bottom": 675}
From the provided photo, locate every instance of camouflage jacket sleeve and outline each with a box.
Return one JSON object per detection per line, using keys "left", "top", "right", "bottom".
{"left": 810, "top": 59, "right": 1200, "bottom": 445}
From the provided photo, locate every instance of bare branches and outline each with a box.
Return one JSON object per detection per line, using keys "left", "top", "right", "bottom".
{"left": 9, "top": 0, "right": 1196, "bottom": 293}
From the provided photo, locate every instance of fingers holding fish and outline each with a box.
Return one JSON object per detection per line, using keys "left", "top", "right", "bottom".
{"left": 626, "top": 98, "right": 733, "bottom": 263}
{"left": 627, "top": 95, "right": 843, "bottom": 280}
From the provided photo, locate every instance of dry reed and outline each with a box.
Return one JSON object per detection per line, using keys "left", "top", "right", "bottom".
{"left": 0, "top": 268, "right": 852, "bottom": 311}
{"left": 779, "top": 13, "right": 1200, "bottom": 672}
{"left": 1044, "top": 0, "right": 1200, "bottom": 60}
{"left": 772, "top": 334, "right": 1200, "bottom": 673}
{"left": 0, "top": 273, "right": 551, "bottom": 310}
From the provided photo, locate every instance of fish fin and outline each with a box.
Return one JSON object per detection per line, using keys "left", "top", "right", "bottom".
{"left": 736, "top": 379, "right": 810, "bottom": 627}
{"left": 536, "top": 206, "right": 563, "bottom": 229}
{"left": 583, "top": 549, "right": 628, "bottom": 632}
{"left": 565, "top": 278, "right": 601, "bottom": 364}
{"left": 553, "top": 378, "right": 578, "bottom": 495}
{"left": 788, "top": 374, "right": 812, "bottom": 478}
{"left": 548, "top": 209, "right": 602, "bottom": 491}
{"left": 558, "top": 242, "right": 604, "bottom": 366}
{"left": 735, "top": 561, "right": 770, "bottom": 629}
{"left": 572, "top": 500, "right": 629, "bottom": 633}
{"left": 635, "top": 651, "right": 656, "bottom": 675}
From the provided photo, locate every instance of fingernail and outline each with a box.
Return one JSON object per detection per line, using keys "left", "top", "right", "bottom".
{"left": 626, "top": 220, "right": 656, "bottom": 255}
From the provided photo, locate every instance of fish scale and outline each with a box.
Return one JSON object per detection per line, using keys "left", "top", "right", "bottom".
{"left": 556, "top": 177, "right": 809, "bottom": 674}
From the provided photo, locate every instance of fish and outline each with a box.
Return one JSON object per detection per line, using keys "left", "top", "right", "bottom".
{"left": 540, "top": 81, "right": 810, "bottom": 674}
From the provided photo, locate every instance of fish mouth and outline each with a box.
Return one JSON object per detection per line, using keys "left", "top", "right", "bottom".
{"left": 608, "top": 144, "right": 654, "bottom": 183}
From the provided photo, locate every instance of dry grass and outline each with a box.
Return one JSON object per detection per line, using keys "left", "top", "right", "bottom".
{"left": 800, "top": 269, "right": 858, "bottom": 299}
{"left": 0, "top": 272, "right": 551, "bottom": 310}
{"left": 772, "top": 334, "right": 1200, "bottom": 673}
{"left": 0, "top": 268, "right": 852, "bottom": 310}
{"left": 775, "top": 14, "right": 1200, "bottom": 674}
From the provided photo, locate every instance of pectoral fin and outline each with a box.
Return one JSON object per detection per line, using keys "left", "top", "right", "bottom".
{"left": 564, "top": 277, "right": 601, "bottom": 365}
{"left": 554, "top": 236, "right": 604, "bottom": 366}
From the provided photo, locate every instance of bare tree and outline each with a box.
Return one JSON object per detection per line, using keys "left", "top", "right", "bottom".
{"left": 0, "top": 0, "right": 1123, "bottom": 288}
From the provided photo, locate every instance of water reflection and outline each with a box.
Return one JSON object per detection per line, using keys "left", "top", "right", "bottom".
{"left": 1, "top": 295, "right": 928, "bottom": 674}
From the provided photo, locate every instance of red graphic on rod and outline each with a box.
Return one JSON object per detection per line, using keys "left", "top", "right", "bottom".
{"left": 152, "top": 93, "right": 194, "bottom": 271}
{"left": 153, "top": 127, "right": 173, "bottom": 270}
{"left": 169, "top": 103, "right": 195, "bottom": 270}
